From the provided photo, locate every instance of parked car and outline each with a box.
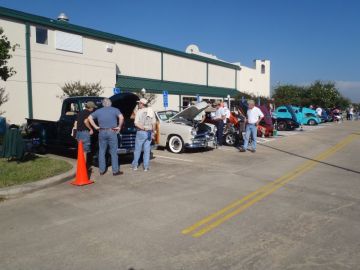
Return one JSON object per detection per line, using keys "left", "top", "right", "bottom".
{"left": 295, "top": 106, "right": 321, "bottom": 125}
{"left": 275, "top": 105, "right": 321, "bottom": 126}
{"left": 25, "top": 93, "right": 150, "bottom": 163}
{"left": 257, "top": 105, "right": 274, "bottom": 137}
{"left": 155, "top": 102, "right": 216, "bottom": 153}
{"left": 320, "top": 109, "right": 333, "bottom": 122}
{"left": 274, "top": 117, "right": 300, "bottom": 131}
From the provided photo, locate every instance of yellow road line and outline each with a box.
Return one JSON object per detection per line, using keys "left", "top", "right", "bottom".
{"left": 183, "top": 134, "right": 357, "bottom": 237}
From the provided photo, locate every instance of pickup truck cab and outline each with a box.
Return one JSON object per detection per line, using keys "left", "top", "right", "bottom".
{"left": 26, "top": 93, "right": 141, "bottom": 157}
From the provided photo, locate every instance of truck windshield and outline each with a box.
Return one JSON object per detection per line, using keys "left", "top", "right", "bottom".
{"left": 79, "top": 99, "right": 104, "bottom": 111}
{"left": 157, "top": 111, "right": 178, "bottom": 121}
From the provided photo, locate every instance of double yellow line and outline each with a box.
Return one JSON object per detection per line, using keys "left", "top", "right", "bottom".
{"left": 182, "top": 134, "right": 358, "bottom": 238}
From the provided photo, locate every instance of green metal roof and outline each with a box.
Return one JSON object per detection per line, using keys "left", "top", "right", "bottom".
{"left": 116, "top": 75, "right": 239, "bottom": 98}
{"left": 0, "top": 6, "right": 240, "bottom": 70}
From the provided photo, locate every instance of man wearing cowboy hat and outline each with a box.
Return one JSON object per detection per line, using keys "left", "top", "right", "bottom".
{"left": 132, "top": 97, "right": 156, "bottom": 171}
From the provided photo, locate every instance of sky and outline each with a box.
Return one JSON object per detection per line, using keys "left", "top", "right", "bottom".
{"left": 1, "top": 0, "right": 359, "bottom": 101}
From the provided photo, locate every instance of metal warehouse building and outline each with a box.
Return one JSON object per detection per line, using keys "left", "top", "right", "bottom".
{"left": 0, "top": 6, "right": 270, "bottom": 124}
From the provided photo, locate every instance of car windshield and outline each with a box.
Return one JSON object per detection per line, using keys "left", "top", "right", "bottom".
{"left": 157, "top": 111, "right": 178, "bottom": 121}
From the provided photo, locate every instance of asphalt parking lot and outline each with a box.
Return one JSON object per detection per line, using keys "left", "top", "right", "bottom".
{"left": 1, "top": 121, "right": 360, "bottom": 270}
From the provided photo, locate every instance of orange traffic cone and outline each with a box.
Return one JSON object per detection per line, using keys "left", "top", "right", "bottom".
{"left": 71, "top": 140, "right": 94, "bottom": 186}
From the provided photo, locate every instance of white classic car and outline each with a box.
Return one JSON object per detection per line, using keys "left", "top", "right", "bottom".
{"left": 155, "top": 101, "right": 217, "bottom": 153}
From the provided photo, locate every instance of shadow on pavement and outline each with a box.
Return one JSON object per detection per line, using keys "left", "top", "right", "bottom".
{"left": 259, "top": 143, "right": 360, "bottom": 175}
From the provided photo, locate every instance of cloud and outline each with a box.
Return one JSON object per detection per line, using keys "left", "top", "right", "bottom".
{"left": 335, "top": 81, "right": 360, "bottom": 102}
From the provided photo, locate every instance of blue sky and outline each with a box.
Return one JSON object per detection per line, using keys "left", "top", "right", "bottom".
{"left": 1, "top": 0, "right": 359, "bottom": 101}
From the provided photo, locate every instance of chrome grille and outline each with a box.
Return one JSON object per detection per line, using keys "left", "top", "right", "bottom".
{"left": 118, "top": 133, "right": 136, "bottom": 150}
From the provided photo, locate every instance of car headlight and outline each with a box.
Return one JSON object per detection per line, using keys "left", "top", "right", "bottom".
{"left": 190, "top": 128, "right": 197, "bottom": 136}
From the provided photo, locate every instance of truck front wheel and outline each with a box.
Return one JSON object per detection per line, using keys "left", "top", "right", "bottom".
{"left": 167, "top": 135, "right": 184, "bottom": 154}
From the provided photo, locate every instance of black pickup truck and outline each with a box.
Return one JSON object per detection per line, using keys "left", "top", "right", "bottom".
{"left": 26, "top": 93, "right": 140, "bottom": 158}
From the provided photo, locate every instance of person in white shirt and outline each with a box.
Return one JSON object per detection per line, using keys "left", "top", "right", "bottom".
{"left": 223, "top": 103, "right": 231, "bottom": 119}
{"left": 213, "top": 101, "right": 226, "bottom": 146}
{"left": 223, "top": 102, "right": 231, "bottom": 132}
{"left": 349, "top": 107, "right": 354, "bottom": 120}
{"left": 240, "top": 100, "right": 264, "bottom": 153}
{"left": 316, "top": 107, "right": 322, "bottom": 118}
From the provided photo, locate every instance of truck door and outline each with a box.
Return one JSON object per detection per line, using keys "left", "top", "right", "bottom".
{"left": 58, "top": 100, "right": 79, "bottom": 146}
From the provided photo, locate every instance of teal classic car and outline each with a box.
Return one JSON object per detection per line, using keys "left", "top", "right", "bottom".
{"left": 275, "top": 105, "right": 321, "bottom": 126}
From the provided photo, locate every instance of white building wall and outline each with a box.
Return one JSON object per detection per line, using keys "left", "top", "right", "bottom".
{"left": 0, "top": 18, "right": 29, "bottom": 124}
{"left": 208, "top": 64, "right": 235, "bottom": 89}
{"left": 114, "top": 43, "right": 161, "bottom": 80}
{"left": 237, "top": 60, "right": 271, "bottom": 97}
{"left": 29, "top": 26, "right": 116, "bottom": 122}
{"left": 151, "top": 94, "right": 179, "bottom": 112}
{"left": 0, "top": 15, "right": 270, "bottom": 124}
{"left": 163, "top": 54, "right": 206, "bottom": 85}
{"left": 254, "top": 60, "right": 270, "bottom": 97}
{"left": 0, "top": 20, "right": 119, "bottom": 123}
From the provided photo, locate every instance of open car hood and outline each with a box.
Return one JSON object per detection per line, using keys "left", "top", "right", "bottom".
{"left": 110, "top": 92, "right": 139, "bottom": 119}
{"left": 171, "top": 101, "right": 208, "bottom": 121}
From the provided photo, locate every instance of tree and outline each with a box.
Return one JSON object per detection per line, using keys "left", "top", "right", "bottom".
{"left": 0, "top": 27, "right": 18, "bottom": 114}
{"left": 306, "top": 81, "right": 342, "bottom": 108}
{"left": 272, "top": 81, "right": 350, "bottom": 109}
{"left": 0, "top": 27, "right": 18, "bottom": 81}
{"left": 134, "top": 89, "right": 157, "bottom": 106}
{"left": 59, "top": 81, "right": 104, "bottom": 99}
{"left": 272, "top": 84, "right": 308, "bottom": 106}
{"left": 0, "top": 87, "right": 9, "bottom": 115}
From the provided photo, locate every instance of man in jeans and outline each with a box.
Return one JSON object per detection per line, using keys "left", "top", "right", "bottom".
{"left": 240, "top": 100, "right": 264, "bottom": 153}
{"left": 72, "top": 101, "right": 97, "bottom": 169}
{"left": 88, "top": 98, "right": 124, "bottom": 176}
{"left": 132, "top": 98, "right": 156, "bottom": 171}
{"left": 213, "top": 101, "right": 226, "bottom": 147}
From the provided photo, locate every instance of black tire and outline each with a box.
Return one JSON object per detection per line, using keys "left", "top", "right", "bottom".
{"left": 167, "top": 135, "right": 184, "bottom": 154}
{"left": 277, "top": 121, "right": 288, "bottom": 131}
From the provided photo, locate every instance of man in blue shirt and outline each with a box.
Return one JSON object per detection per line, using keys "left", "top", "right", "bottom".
{"left": 88, "top": 98, "right": 124, "bottom": 176}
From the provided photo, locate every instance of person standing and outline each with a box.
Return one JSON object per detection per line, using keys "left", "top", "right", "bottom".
{"left": 349, "top": 107, "right": 354, "bottom": 120}
{"left": 88, "top": 98, "right": 124, "bottom": 176}
{"left": 213, "top": 101, "right": 226, "bottom": 147}
{"left": 72, "top": 101, "right": 97, "bottom": 168}
{"left": 132, "top": 98, "right": 156, "bottom": 171}
{"left": 316, "top": 106, "right": 323, "bottom": 118}
{"left": 240, "top": 100, "right": 264, "bottom": 153}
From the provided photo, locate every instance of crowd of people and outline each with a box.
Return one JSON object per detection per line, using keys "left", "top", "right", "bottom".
{"left": 209, "top": 100, "right": 264, "bottom": 152}
{"left": 73, "top": 97, "right": 156, "bottom": 176}
{"left": 72, "top": 95, "right": 357, "bottom": 176}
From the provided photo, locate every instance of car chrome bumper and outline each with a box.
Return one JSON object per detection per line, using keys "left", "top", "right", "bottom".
{"left": 185, "top": 137, "right": 216, "bottom": 149}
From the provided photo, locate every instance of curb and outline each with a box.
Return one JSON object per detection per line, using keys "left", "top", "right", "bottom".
{"left": 0, "top": 155, "right": 76, "bottom": 200}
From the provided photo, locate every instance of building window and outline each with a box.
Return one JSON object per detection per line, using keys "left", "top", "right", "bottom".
{"left": 261, "top": 64, "right": 266, "bottom": 74}
{"left": 182, "top": 96, "right": 197, "bottom": 109}
{"left": 36, "top": 27, "right": 48, "bottom": 44}
{"left": 55, "top": 31, "right": 83, "bottom": 53}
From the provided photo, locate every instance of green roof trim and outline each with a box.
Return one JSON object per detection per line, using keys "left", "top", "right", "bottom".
{"left": 0, "top": 6, "right": 240, "bottom": 70}
{"left": 116, "top": 75, "right": 239, "bottom": 98}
